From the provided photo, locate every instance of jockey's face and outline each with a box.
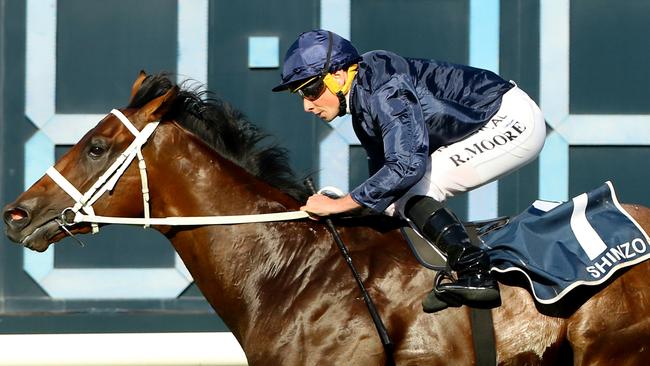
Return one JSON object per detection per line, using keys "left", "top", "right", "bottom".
{"left": 302, "top": 70, "right": 346, "bottom": 122}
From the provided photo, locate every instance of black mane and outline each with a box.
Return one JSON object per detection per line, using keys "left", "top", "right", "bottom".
{"left": 128, "top": 73, "right": 308, "bottom": 202}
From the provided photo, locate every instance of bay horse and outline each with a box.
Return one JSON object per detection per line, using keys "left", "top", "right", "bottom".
{"left": 4, "top": 72, "right": 650, "bottom": 365}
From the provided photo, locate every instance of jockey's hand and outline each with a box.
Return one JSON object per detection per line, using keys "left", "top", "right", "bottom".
{"left": 300, "top": 194, "right": 361, "bottom": 219}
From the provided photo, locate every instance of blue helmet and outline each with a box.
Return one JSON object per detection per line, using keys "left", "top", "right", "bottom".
{"left": 271, "top": 29, "right": 360, "bottom": 92}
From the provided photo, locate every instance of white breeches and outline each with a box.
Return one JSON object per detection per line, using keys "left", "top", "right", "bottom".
{"left": 389, "top": 86, "right": 547, "bottom": 217}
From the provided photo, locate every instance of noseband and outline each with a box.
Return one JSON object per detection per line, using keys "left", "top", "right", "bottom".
{"left": 45, "top": 109, "right": 308, "bottom": 233}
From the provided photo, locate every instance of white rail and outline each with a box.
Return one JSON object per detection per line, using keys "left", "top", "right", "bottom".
{"left": 0, "top": 332, "right": 248, "bottom": 365}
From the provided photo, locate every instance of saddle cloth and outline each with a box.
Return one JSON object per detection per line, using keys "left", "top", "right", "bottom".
{"left": 482, "top": 181, "right": 650, "bottom": 304}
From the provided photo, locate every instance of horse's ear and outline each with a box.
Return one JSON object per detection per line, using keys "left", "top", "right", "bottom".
{"left": 137, "top": 85, "right": 179, "bottom": 122}
{"left": 129, "top": 70, "right": 148, "bottom": 105}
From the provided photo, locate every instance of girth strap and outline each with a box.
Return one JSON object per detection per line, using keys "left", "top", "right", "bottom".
{"left": 470, "top": 308, "right": 497, "bottom": 366}
{"left": 467, "top": 225, "right": 497, "bottom": 366}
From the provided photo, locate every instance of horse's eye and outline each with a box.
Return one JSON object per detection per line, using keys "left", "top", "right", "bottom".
{"left": 88, "top": 145, "right": 106, "bottom": 158}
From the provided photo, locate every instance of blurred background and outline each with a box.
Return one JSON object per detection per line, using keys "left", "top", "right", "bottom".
{"left": 1, "top": 0, "right": 649, "bottom": 364}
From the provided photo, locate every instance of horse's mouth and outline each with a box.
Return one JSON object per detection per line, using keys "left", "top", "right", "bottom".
{"left": 19, "top": 219, "right": 89, "bottom": 252}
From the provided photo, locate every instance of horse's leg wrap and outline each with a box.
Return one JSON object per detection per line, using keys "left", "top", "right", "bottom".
{"left": 405, "top": 196, "right": 501, "bottom": 310}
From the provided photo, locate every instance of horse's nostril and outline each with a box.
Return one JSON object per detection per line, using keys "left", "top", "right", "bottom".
{"left": 11, "top": 210, "right": 26, "bottom": 221}
{"left": 4, "top": 207, "right": 29, "bottom": 225}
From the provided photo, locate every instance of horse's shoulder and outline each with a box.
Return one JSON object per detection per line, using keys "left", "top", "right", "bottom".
{"left": 333, "top": 216, "right": 424, "bottom": 271}
{"left": 333, "top": 214, "right": 405, "bottom": 233}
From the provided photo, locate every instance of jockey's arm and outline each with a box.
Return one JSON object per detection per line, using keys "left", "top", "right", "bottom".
{"left": 300, "top": 193, "right": 362, "bottom": 217}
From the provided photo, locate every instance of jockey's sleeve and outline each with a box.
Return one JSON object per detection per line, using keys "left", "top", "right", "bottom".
{"left": 350, "top": 74, "right": 429, "bottom": 213}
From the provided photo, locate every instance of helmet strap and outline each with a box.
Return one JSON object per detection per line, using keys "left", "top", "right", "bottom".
{"left": 336, "top": 91, "right": 347, "bottom": 117}
{"left": 320, "top": 32, "right": 356, "bottom": 117}
{"left": 323, "top": 64, "right": 357, "bottom": 117}
{"left": 323, "top": 64, "right": 358, "bottom": 95}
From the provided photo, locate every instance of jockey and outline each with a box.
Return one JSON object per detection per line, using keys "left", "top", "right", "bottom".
{"left": 272, "top": 30, "right": 546, "bottom": 311}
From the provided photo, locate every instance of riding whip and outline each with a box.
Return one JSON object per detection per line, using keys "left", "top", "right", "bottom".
{"left": 304, "top": 178, "right": 394, "bottom": 363}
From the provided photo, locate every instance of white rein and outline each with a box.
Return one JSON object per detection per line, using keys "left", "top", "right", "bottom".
{"left": 46, "top": 109, "right": 309, "bottom": 234}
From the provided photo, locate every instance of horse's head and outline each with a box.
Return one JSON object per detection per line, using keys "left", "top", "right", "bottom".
{"left": 3, "top": 71, "right": 178, "bottom": 252}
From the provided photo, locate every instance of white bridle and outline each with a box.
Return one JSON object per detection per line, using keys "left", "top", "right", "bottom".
{"left": 45, "top": 109, "right": 309, "bottom": 234}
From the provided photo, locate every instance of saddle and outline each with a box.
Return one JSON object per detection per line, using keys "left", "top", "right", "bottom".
{"left": 400, "top": 216, "right": 509, "bottom": 271}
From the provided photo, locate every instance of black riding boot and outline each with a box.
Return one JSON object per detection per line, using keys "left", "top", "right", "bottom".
{"left": 405, "top": 196, "right": 500, "bottom": 312}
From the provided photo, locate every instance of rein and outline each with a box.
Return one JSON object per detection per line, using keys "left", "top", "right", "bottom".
{"left": 46, "top": 110, "right": 309, "bottom": 232}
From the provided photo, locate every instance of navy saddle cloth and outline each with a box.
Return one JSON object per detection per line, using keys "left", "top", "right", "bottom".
{"left": 481, "top": 181, "right": 650, "bottom": 304}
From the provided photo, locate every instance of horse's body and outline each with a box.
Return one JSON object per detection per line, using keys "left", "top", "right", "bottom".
{"left": 4, "top": 73, "right": 650, "bottom": 365}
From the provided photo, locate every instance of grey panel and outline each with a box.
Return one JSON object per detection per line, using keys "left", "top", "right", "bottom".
{"left": 352, "top": 0, "right": 469, "bottom": 64}
{"left": 54, "top": 227, "right": 175, "bottom": 268}
{"left": 0, "top": 312, "right": 228, "bottom": 334}
{"left": 1, "top": 0, "right": 33, "bottom": 299}
{"left": 500, "top": 0, "right": 540, "bottom": 101}
{"left": 569, "top": 146, "right": 650, "bottom": 206}
{"left": 498, "top": 0, "right": 540, "bottom": 216}
{"left": 570, "top": 0, "right": 650, "bottom": 114}
{"left": 349, "top": 145, "right": 368, "bottom": 190}
{"left": 0, "top": 0, "right": 7, "bottom": 300}
{"left": 208, "top": 0, "right": 319, "bottom": 176}
{"left": 498, "top": 158, "right": 539, "bottom": 217}
{"left": 0, "top": 0, "right": 5, "bottom": 211}
{"left": 446, "top": 194, "right": 468, "bottom": 221}
{"left": 56, "top": 0, "right": 178, "bottom": 113}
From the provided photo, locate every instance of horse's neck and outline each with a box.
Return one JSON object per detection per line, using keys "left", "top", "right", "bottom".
{"left": 147, "top": 129, "right": 331, "bottom": 342}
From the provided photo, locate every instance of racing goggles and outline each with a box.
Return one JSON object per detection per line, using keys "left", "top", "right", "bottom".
{"left": 291, "top": 75, "right": 327, "bottom": 101}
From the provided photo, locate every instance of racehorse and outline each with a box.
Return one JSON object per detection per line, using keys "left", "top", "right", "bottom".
{"left": 4, "top": 72, "right": 650, "bottom": 365}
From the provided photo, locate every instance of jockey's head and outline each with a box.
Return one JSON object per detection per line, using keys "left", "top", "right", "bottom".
{"left": 272, "top": 30, "right": 360, "bottom": 122}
